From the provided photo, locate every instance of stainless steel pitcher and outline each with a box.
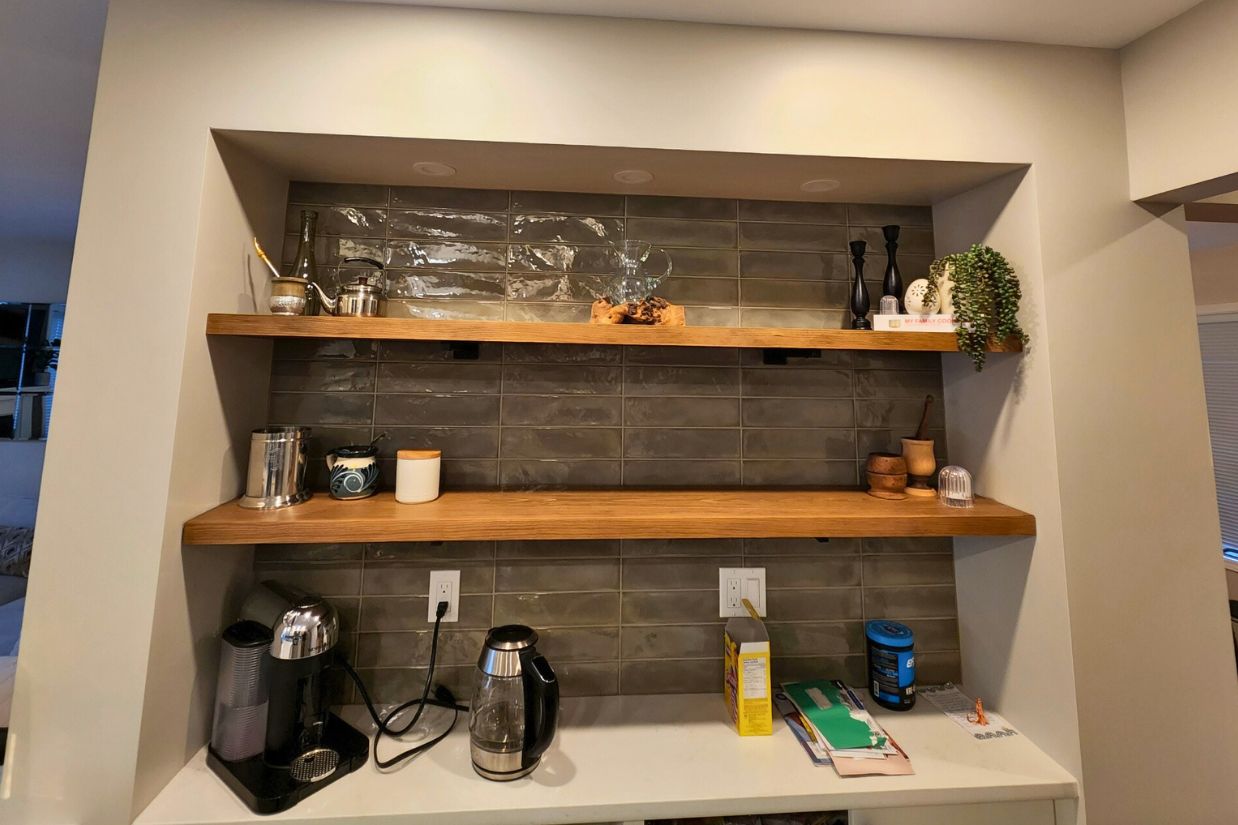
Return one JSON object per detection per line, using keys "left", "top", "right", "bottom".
{"left": 239, "top": 427, "right": 312, "bottom": 510}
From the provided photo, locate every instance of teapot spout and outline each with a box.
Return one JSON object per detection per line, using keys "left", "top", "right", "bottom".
{"left": 307, "top": 281, "right": 337, "bottom": 314}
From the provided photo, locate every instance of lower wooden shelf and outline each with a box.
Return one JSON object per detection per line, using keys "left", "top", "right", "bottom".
{"left": 182, "top": 490, "right": 1035, "bottom": 545}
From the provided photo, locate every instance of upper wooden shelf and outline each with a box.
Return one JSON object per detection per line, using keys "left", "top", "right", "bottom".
{"left": 183, "top": 490, "right": 1035, "bottom": 545}
{"left": 206, "top": 314, "right": 1023, "bottom": 352}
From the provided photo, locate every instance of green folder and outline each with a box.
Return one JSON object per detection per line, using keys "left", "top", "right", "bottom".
{"left": 783, "top": 680, "right": 882, "bottom": 750}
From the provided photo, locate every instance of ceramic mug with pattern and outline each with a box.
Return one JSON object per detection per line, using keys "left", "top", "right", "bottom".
{"left": 325, "top": 445, "right": 380, "bottom": 500}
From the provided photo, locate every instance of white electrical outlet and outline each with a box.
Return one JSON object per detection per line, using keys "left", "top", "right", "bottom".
{"left": 427, "top": 570, "right": 460, "bottom": 622}
{"left": 718, "top": 567, "right": 766, "bottom": 617}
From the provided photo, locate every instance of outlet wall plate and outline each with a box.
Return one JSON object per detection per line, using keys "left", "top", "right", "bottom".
{"left": 427, "top": 570, "right": 460, "bottom": 622}
{"left": 719, "top": 567, "right": 767, "bottom": 617}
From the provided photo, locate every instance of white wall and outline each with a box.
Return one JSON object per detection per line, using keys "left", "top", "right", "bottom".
{"left": 1122, "top": 0, "right": 1238, "bottom": 201}
{"left": 1191, "top": 242, "right": 1238, "bottom": 307}
{"left": 6, "top": 1, "right": 1238, "bottom": 823}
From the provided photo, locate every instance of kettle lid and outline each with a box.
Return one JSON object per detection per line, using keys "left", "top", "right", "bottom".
{"left": 485, "top": 624, "right": 538, "bottom": 651}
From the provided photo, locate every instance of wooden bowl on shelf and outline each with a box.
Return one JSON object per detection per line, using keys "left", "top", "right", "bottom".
{"left": 866, "top": 452, "right": 908, "bottom": 500}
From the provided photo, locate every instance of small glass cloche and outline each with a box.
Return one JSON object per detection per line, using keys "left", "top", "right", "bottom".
{"left": 937, "top": 465, "right": 974, "bottom": 508}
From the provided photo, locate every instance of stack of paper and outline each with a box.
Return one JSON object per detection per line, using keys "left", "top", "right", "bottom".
{"left": 776, "top": 680, "right": 914, "bottom": 777}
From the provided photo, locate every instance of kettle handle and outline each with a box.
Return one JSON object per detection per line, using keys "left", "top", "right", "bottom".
{"left": 519, "top": 650, "right": 559, "bottom": 768}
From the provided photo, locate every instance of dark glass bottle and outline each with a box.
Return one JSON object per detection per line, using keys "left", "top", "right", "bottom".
{"left": 882, "top": 225, "right": 903, "bottom": 311}
{"left": 849, "top": 240, "right": 871, "bottom": 330}
{"left": 290, "top": 210, "right": 320, "bottom": 315}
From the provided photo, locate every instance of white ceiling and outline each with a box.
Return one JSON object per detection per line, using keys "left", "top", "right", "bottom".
{"left": 0, "top": 1, "right": 108, "bottom": 245}
{"left": 221, "top": 130, "right": 1025, "bottom": 204}
{"left": 340, "top": 0, "right": 1205, "bottom": 48}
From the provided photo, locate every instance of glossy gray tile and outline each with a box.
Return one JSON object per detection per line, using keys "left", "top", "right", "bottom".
{"left": 621, "top": 590, "right": 721, "bottom": 624}
{"left": 621, "top": 623, "right": 724, "bottom": 659}
{"left": 741, "top": 367, "right": 851, "bottom": 398}
{"left": 621, "top": 659, "right": 721, "bottom": 694}
{"left": 494, "top": 559, "right": 620, "bottom": 592}
{"left": 742, "top": 398, "right": 854, "bottom": 428}
{"left": 269, "top": 392, "right": 374, "bottom": 425}
{"left": 656, "top": 277, "right": 739, "bottom": 307}
{"left": 740, "top": 222, "right": 848, "bottom": 252}
{"left": 379, "top": 340, "right": 502, "bottom": 363}
{"left": 385, "top": 299, "right": 506, "bottom": 321}
{"left": 656, "top": 248, "right": 739, "bottom": 278}
{"left": 536, "top": 627, "right": 621, "bottom": 662}
{"left": 622, "top": 557, "right": 741, "bottom": 591}
{"left": 386, "top": 270, "right": 505, "bottom": 301}
{"left": 863, "top": 585, "right": 958, "bottom": 619}
{"left": 739, "top": 279, "right": 848, "bottom": 309}
{"left": 623, "top": 428, "right": 740, "bottom": 459}
{"left": 742, "top": 428, "right": 855, "bottom": 460}
{"left": 624, "top": 397, "right": 740, "bottom": 428}
{"left": 502, "top": 395, "right": 623, "bottom": 426}
{"left": 387, "top": 209, "right": 507, "bottom": 241}
{"left": 493, "top": 592, "right": 620, "bottom": 626}
{"left": 372, "top": 394, "right": 500, "bottom": 426}
{"left": 270, "top": 361, "right": 376, "bottom": 393}
{"left": 624, "top": 365, "right": 740, "bottom": 397}
{"left": 861, "top": 554, "right": 955, "bottom": 586}
{"left": 503, "top": 363, "right": 622, "bottom": 395}
{"left": 500, "top": 428, "right": 621, "bottom": 459}
{"left": 740, "top": 251, "right": 850, "bottom": 281}
{"left": 512, "top": 190, "right": 625, "bottom": 215}
{"left": 739, "top": 200, "right": 846, "bottom": 224}
{"left": 621, "top": 459, "right": 742, "bottom": 487}
{"left": 363, "top": 560, "right": 494, "bottom": 596}
{"left": 744, "top": 537, "right": 860, "bottom": 556}
{"left": 766, "top": 622, "right": 865, "bottom": 656}
{"left": 627, "top": 195, "right": 736, "bottom": 220}
{"left": 253, "top": 562, "right": 361, "bottom": 597}
{"left": 388, "top": 240, "right": 507, "bottom": 271}
{"left": 378, "top": 362, "right": 502, "bottom": 394}
{"left": 511, "top": 214, "right": 623, "bottom": 245}
{"left": 499, "top": 459, "right": 623, "bottom": 489}
{"left": 626, "top": 218, "right": 736, "bottom": 249}
{"left": 287, "top": 204, "right": 387, "bottom": 237}
{"left": 390, "top": 186, "right": 508, "bottom": 211}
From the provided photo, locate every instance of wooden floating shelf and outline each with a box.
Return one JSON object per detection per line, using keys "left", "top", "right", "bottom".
{"left": 183, "top": 490, "right": 1035, "bottom": 545}
{"left": 206, "top": 314, "right": 1023, "bottom": 352}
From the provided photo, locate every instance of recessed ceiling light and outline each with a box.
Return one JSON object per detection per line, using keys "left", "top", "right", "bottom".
{"left": 614, "top": 169, "right": 654, "bottom": 184}
{"left": 412, "top": 161, "right": 456, "bottom": 177}
{"left": 800, "top": 178, "right": 841, "bottom": 193}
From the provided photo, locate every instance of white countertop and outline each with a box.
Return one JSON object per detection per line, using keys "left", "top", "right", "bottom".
{"left": 136, "top": 694, "right": 1077, "bottom": 825}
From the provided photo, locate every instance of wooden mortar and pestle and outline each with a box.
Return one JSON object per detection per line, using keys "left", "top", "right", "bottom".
{"left": 901, "top": 395, "right": 937, "bottom": 497}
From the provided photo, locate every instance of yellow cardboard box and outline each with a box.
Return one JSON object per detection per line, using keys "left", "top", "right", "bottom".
{"left": 723, "top": 609, "right": 772, "bottom": 736}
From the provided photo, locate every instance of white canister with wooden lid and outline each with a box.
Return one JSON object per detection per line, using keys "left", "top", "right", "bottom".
{"left": 395, "top": 450, "right": 441, "bottom": 504}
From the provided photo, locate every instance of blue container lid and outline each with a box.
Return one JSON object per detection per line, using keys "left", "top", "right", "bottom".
{"left": 866, "top": 620, "right": 914, "bottom": 648}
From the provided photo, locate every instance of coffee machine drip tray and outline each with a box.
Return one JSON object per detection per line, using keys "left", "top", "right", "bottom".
{"left": 207, "top": 711, "right": 369, "bottom": 815}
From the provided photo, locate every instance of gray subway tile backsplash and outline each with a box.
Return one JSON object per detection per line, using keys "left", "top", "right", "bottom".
{"left": 265, "top": 184, "right": 961, "bottom": 697}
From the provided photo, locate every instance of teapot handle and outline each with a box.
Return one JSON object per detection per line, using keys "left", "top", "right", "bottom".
{"left": 519, "top": 650, "right": 559, "bottom": 768}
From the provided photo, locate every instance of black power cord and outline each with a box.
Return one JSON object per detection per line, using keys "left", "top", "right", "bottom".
{"left": 340, "top": 599, "right": 468, "bottom": 770}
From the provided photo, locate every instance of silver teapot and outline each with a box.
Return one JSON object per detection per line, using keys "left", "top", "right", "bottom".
{"left": 310, "top": 257, "right": 387, "bottom": 317}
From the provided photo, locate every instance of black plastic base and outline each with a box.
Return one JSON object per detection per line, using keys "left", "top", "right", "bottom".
{"left": 207, "top": 712, "right": 369, "bottom": 815}
{"left": 851, "top": 318, "right": 873, "bottom": 330}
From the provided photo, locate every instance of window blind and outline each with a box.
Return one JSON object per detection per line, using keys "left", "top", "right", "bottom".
{"left": 1199, "top": 317, "right": 1238, "bottom": 550}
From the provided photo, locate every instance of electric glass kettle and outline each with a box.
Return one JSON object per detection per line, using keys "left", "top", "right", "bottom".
{"left": 468, "top": 625, "right": 559, "bottom": 781}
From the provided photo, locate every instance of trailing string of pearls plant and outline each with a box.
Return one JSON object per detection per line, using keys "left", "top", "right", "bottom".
{"left": 925, "top": 244, "right": 1029, "bottom": 371}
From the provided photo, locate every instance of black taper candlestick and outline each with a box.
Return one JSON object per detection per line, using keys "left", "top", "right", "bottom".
{"left": 882, "top": 225, "right": 903, "bottom": 311}
{"left": 849, "top": 240, "right": 871, "bottom": 330}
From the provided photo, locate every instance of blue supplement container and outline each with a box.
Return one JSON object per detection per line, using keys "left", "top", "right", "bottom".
{"left": 865, "top": 620, "right": 915, "bottom": 711}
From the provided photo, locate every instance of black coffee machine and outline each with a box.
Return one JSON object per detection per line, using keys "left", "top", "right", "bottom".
{"left": 208, "top": 595, "right": 368, "bottom": 815}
